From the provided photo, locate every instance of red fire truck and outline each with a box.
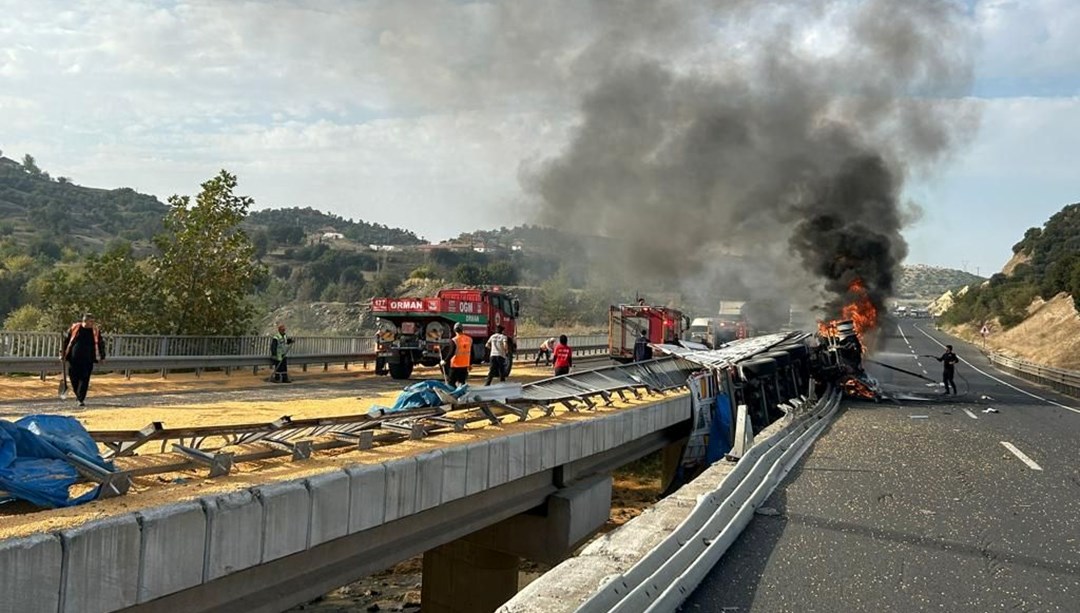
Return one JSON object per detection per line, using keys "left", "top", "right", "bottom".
{"left": 608, "top": 303, "right": 690, "bottom": 363}
{"left": 370, "top": 287, "right": 520, "bottom": 379}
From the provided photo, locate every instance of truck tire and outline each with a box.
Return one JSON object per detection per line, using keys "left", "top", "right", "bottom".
{"left": 389, "top": 355, "right": 414, "bottom": 380}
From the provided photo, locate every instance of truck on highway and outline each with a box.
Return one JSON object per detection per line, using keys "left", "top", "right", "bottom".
{"left": 370, "top": 287, "right": 520, "bottom": 379}
{"left": 609, "top": 302, "right": 689, "bottom": 362}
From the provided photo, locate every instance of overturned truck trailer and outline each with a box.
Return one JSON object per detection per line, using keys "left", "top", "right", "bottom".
{"left": 651, "top": 331, "right": 816, "bottom": 488}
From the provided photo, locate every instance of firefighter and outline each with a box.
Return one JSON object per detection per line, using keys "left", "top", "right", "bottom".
{"left": 934, "top": 345, "right": 959, "bottom": 395}
{"left": 61, "top": 313, "right": 105, "bottom": 407}
{"left": 441, "top": 323, "right": 473, "bottom": 387}
{"left": 553, "top": 334, "right": 573, "bottom": 376}
{"left": 270, "top": 323, "right": 294, "bottom": 383}
{"left": 633, "top": 329, "right": 652, "bottom": 362}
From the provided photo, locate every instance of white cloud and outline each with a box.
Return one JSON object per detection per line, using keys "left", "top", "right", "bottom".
{"left": 975, "top": 0, "right": 1080, "bottom": 90}
{"left": 1, "top": 0, "right": 1077, "bottom": 260}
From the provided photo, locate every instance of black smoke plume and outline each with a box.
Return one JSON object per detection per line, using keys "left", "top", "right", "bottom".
{"left": 523, "top": 0, "right": 978, "bottom": 319}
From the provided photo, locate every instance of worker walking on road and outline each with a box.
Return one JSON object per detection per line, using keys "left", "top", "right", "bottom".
{"left": 270, "top": 323, "right": 295, "bottom": 383}
{"left": 553, "top": 335, "right": 573, "bottom": 376}
{"left": 485, "top": 325, "right": 510, "bottom": 386}
{"left": 934, "top": 344, "right": 959, "bottom": 395}
{"left": 441, "top": 323, "right": 473, "bottom": 387}
{"left": 62, "top": 313, "right": 106, "bottom": 407}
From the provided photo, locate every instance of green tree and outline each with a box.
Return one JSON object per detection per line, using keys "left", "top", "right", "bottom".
{"left": 452, "top": 263, "right": 485, "bottom": 285}
{"left": 152, "top": 170, "right": 265, "bottom": 335}
{"left": 2, "top": 304, "right": 50, "bottom": 331}
{"left": 22, "top": 154, "right": 41, "bottom": 176}
{"left": 484, "top": 261, "right": 518, "bottom": 285}
{"left": 538, "top": 273, "right": 574, "bottom": 326}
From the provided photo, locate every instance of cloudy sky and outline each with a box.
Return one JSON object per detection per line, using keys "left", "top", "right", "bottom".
{"left": 1, "top": 0, "right": 1077, "bottom": 276}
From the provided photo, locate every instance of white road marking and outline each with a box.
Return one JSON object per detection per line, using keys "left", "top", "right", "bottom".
{"left": 912, "top": 324, "right": 1080, "bottom": 415}
{"left": 963, "top": 408, "right": 978, "bottom": 420}
{"left": 922, "top": 369, "right": 928, "bottom": 375}
{"left": 897, "top": 324, "right": 909, "bottom": 343}
{"left": 1000, "top": 442, "right": 1043, "bottom": 471}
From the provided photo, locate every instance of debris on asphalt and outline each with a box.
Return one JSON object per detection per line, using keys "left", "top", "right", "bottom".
{"left": 909, "top": 415, "right": 929, "bottom": 419}
{"left": 983, "top": 407, "right": 999, "bottom": 414}
{"left": 755, "top": 506, "right": 781, "bottom": 516}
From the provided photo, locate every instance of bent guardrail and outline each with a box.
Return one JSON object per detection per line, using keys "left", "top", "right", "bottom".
{"left": 985, "top": 352, "right": 1080, "bottom": 398}
{"left": 0, "top": 331, "right": 610, "bottom": 377}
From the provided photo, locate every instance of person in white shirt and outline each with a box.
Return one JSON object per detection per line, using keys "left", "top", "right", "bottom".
{"left": 485, "top": 325, "right": 510, "bottom": 386}
{"left": 535, "top": 336, "right": 556, "bottom": 366}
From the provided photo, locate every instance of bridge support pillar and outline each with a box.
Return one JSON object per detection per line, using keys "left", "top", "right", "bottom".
{"left": 422, "top": 539, "right": 519, "bottom": 613}
{"left": 422, "top": 474, "right": 613, "bottom": 612}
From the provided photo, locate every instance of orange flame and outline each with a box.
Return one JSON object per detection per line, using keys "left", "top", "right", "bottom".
{"left": 840, "top": 278, "right": 878, "bottom": 338}
{"left": 842, "top": 376, "right": 878, "bottom": 399}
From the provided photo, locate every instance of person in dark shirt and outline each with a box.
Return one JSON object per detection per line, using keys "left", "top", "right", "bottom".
{"left": 633, "top": 329, "right": 652, "bottom": 362}
{"left": 935, "top": 345, "right": 959, "bottom": 395}
{"left": 61, "top": 313, "right": 106, "bottom": 407}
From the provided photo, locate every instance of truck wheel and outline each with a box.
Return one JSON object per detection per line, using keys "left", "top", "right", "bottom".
{"left": 389, "top": 356, "right": 414, "bottom": 380}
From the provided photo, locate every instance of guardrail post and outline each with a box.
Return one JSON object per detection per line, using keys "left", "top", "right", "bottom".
{"left": 728, "top": 403, "right": 753, "bottom": 459}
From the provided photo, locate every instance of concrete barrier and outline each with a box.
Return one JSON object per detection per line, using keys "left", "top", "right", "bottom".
{"left": 255, "top": 481, "right": 310, "bottom": 562}
{"left": 0, "top": 534, "right": 62, "bottom": 613}
{"left": 136, "top": 502, "right": 206, "bottom": 603}
{"left": 203, "top": 490, "right": 263, "bottom": 580}
{"left": 0, "top": 394, "right": 692, "bottom": 613}
{"left": 347, "top": 462, "right": 387, "bottom": 533}
{"left": 60, "top": 514, "right": 141, "bottom": 613}
{"left": 308, "top": 470, "right": 351, "bottom": 546}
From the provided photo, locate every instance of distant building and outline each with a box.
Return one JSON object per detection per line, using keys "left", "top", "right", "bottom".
{"left": 369, "top": 244, "right": 397, "bottom": 252}
{"left": 472, "top": 242, "right": 488, "bottom": 253}
{"left": 511, "top": 242, "right": 524, "bottom": 252}
{"left": 322, "top": 232, "right": 345, "bottom": 240}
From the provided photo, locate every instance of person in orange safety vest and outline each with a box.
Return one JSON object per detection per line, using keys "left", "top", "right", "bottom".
{"left": 61, "top": 312, "right": 106, "bottom": 407}
{"left": 440, "top": 322, "right": 473, "bottom": 387}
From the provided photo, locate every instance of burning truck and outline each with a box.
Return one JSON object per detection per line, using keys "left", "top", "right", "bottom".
{"left": 811, "top": 279, "right": 883, "bottom": 400}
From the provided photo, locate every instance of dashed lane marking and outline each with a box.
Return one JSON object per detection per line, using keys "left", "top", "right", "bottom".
{"left": 963, "top": 408, "right": 978, "bottom": 420}
{"left": 1001, "top": 442, "right": 1043, "bottom": 471}
{"left": 912, "top": 324, "right": 1080, "bottom": 416}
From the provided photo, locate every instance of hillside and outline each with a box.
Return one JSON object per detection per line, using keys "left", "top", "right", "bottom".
{"left": 895, "top": 264, "right": 984, "bottom": 299}
{"left": 246, "top": 207, "right": 425, "bottom": 247}
{"left": 946, "top": 292, "right": 1080, "bottom": 370}
{"left": 942, "top": 202, "right": 1080, "bottom": 328}
{"left": 0, "top": 155, "right": 167, "bottom": 251}
{"left": 940, "top": 201, "right": 1080, "bottom": 370}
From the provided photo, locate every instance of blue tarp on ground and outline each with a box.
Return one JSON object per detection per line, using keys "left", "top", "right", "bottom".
{"left": 0, "top": 415, "right": 111, "bottom": 508}
{"left": 368, "top": 380, "right": 469, "bottom": 417}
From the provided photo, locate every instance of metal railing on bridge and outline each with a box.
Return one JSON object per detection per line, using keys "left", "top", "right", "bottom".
{"left": 985, "top": 351, "right": 1080, "bottom": 399}
{"left": 0, "top": 331, "right": 611, "bottom": 378}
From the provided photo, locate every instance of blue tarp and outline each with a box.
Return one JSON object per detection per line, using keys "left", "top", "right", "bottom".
{"left": 0, "top": 415, "right": 111, "bottom": 508}
{"left": 706, "top": 393, "right": 734, "bottom": 463}
{"left": 368, "top": 380, "right": 469, "bottom": 417}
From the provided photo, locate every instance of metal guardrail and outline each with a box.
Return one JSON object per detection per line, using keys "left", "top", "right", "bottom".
{"left": 0, "top": 331, "right": 610, "bottom": 377}
{"left": 985, "top": 352, "right": 1080, "bottom": 398}
{"left": 560, "top": 387, "right": 841, "bottom": 613}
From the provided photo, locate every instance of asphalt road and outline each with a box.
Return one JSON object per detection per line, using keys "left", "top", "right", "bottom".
{"left": 685, "top": 318, "right": 1080, "bottom": 612}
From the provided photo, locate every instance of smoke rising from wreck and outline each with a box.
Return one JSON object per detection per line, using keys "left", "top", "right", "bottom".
{"left": 522, "top": 0, "right": 978, "bottom": 318}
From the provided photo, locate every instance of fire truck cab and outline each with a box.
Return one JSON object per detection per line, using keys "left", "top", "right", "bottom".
{"left": 371, "top": 287, "right": 520, "bottom": 380}
{"left": 608, "top": 303, "right": 689, "bottom": 363}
